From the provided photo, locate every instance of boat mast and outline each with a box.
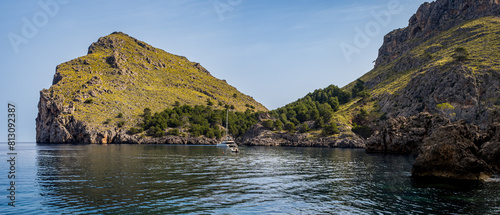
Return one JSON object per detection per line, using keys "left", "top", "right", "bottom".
{"left": 225, "top": 108, "right": 229, "bottom": 141}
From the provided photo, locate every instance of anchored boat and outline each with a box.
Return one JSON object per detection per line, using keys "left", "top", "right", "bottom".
{"left": 216, "top": 109, "right": 239, "bottom": 153}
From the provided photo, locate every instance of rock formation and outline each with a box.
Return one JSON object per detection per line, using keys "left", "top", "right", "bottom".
{"left": 376, "top": 64, "right": 500, "bottom": 129}
{"left": 412, "top": 121, "right": 493, "bottom": 180}
{"left": 479, "top": 123, "right": 500, "bottom": 172}
{"left": 366, "top": 112, "right": 450, "bottom": 154}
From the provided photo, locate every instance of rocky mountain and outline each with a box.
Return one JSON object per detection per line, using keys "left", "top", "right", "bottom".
{"left": 36, "top": 32, "right": 267, "bottom": 143}
{"left": 357, "top": 15, "right": 500, "bottom": 128}
{"left": 356, "top": 0, "right": 500, "bottom": 180}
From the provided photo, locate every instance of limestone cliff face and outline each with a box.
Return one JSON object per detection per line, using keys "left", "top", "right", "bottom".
{"left": 36, "top": 89, "right": 121, "bottom": 143}
{"left": 366, "top": 112, "right": 450, "bottom": 154}
{"left": 353, "top": 0, "right": 500, "bottom": 132}
{"left": 375, "top": 0, "right": 500, "bottom": 67}
{"left": 36, "top": 32, "right": 267, "bottom": 143}
{"left": 378, "top": 64, "right": 500, "bottom": 129}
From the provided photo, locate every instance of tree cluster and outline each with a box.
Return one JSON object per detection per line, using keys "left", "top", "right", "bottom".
{"left": 131, "top": 104, "right": 260, "bottom": 139}
{"left": 268, "top": 85, "right": 349, "bottom": 134}
{"left": 452, "top": 47, "right": 470, "bottom": 62}
{"left": 351, "top": 79, "right": 369, "bottom": 99}
{"left": 351, "top": 108, "right": 372, "bottom": 139}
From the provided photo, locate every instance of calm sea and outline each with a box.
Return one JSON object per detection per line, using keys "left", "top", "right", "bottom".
{"left": 1, "top": 143, "right": 499, "bottom": 214}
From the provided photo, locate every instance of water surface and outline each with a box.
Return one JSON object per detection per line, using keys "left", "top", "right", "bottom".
{"left": 1, "top": 143, "right": 499, "bottom": 214}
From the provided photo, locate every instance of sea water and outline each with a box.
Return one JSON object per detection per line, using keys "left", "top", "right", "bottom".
{"left": 1, "top": 143, "right": 499, "bottom": 214}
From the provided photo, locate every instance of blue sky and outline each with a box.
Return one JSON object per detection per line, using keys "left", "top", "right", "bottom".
{"left": 0, "top": 0, "right": 427, "bottom": 142}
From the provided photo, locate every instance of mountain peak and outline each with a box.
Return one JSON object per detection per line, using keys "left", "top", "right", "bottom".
{"left": 87, "top": 31, "right": 155, "bottom": 55}
{"left": 375, "top": 0, "right": 500, "bottom": 67}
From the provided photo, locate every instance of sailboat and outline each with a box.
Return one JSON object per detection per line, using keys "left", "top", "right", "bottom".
{"left": 216, "top": 109, "right": 238, "bottom": 150}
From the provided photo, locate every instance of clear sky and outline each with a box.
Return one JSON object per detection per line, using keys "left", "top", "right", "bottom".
{"left": 0, "top": 0, "right": 428, "bottom": 142}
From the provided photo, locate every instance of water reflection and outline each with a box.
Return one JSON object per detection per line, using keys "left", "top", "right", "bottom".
{"left": 35, "top": 144, "right": 500, "bottom": 214}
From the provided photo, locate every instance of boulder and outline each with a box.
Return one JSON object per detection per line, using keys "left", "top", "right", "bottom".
{"left": 479, "top": 123, "right": 500, "bottom": 172}
{"left": 412, "top": 121, "right": 492, "bottom": 180}
{"left": 479, "top": 141, "right": 500, "bottom": 172}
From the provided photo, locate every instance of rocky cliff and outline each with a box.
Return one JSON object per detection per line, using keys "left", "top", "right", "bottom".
{"left": 362, "top": 0, "right": 500, "bottom": 129}
{"left": 366, "top": 112, "right": 450, "bottom": 154}
{"left": 352, "top": 0, "right": 500, "bottom": 180}
{"left": 349, "top": 0, "right": 500, "bottom": 129}
{"left": 36, "top": 32, "right": 267, "bottom": 143}
{"left": 412, "top": 121, "right": 495, "bottom": 180}
{"left": 375, "top": 0, "right": 500, "bottom": 67}
{"left": 368, "top": 113, "right": 499, "bottom": 179}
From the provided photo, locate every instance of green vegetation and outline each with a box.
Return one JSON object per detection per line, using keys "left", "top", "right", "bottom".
{"left": 134, "top": 104, "right": 261, "bottom": 139}
{"left": 436, "top": 102, "right": 456, "bottom": 118}
{"left": 262, "top": 120, "right": 274, "bottom": 130}
{"left": 321, "top": 123, "right": 338, "bottom": 136}
{"left": 452, "top": 47, "right": 470, "bottom": 62}
{"left": 254, "top": 84, "right": 350, "bottom": 135}
{"left": 270, "top": 85, "right": 351, "bottom": 133}
{"left": 299, "top": 123, "right": 309, "bottom": 133}
{"left": 117, "top": 121, "right": 125, "bottom": 128}
{"left": 352, "top": 124, "right": 372, "bottom": 139}
{"left": 437, "top": 102, "right": 455, "bottom": 110}
{"left": 284, "top": 122, "right": 296, "bottom": 132}
{"left": 351, "top": 79, "right": 367, "bottom": 98}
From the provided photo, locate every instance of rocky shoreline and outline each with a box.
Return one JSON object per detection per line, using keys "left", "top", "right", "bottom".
{"left": 238, "top": 123, "right": 365, "bottom": 148}
{"left": 367, "top": 112, "right": 500, "bottom": 180}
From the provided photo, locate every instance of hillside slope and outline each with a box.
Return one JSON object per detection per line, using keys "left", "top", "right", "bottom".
{"left": 352, "top": 16, "right": 500, "bottom": 128}
{"left": 351, "top": 0, "right": 500, "bottom": 180}
{"left": 341, "top": 0, "right": 500, "bottom": 128}
{"left": 36, "top": 32, "right": 267, "bottom": 143}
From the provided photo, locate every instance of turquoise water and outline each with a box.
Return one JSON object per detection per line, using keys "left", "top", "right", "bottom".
{"left": 1, "top": 143, "right": 499, "bottom": 214}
